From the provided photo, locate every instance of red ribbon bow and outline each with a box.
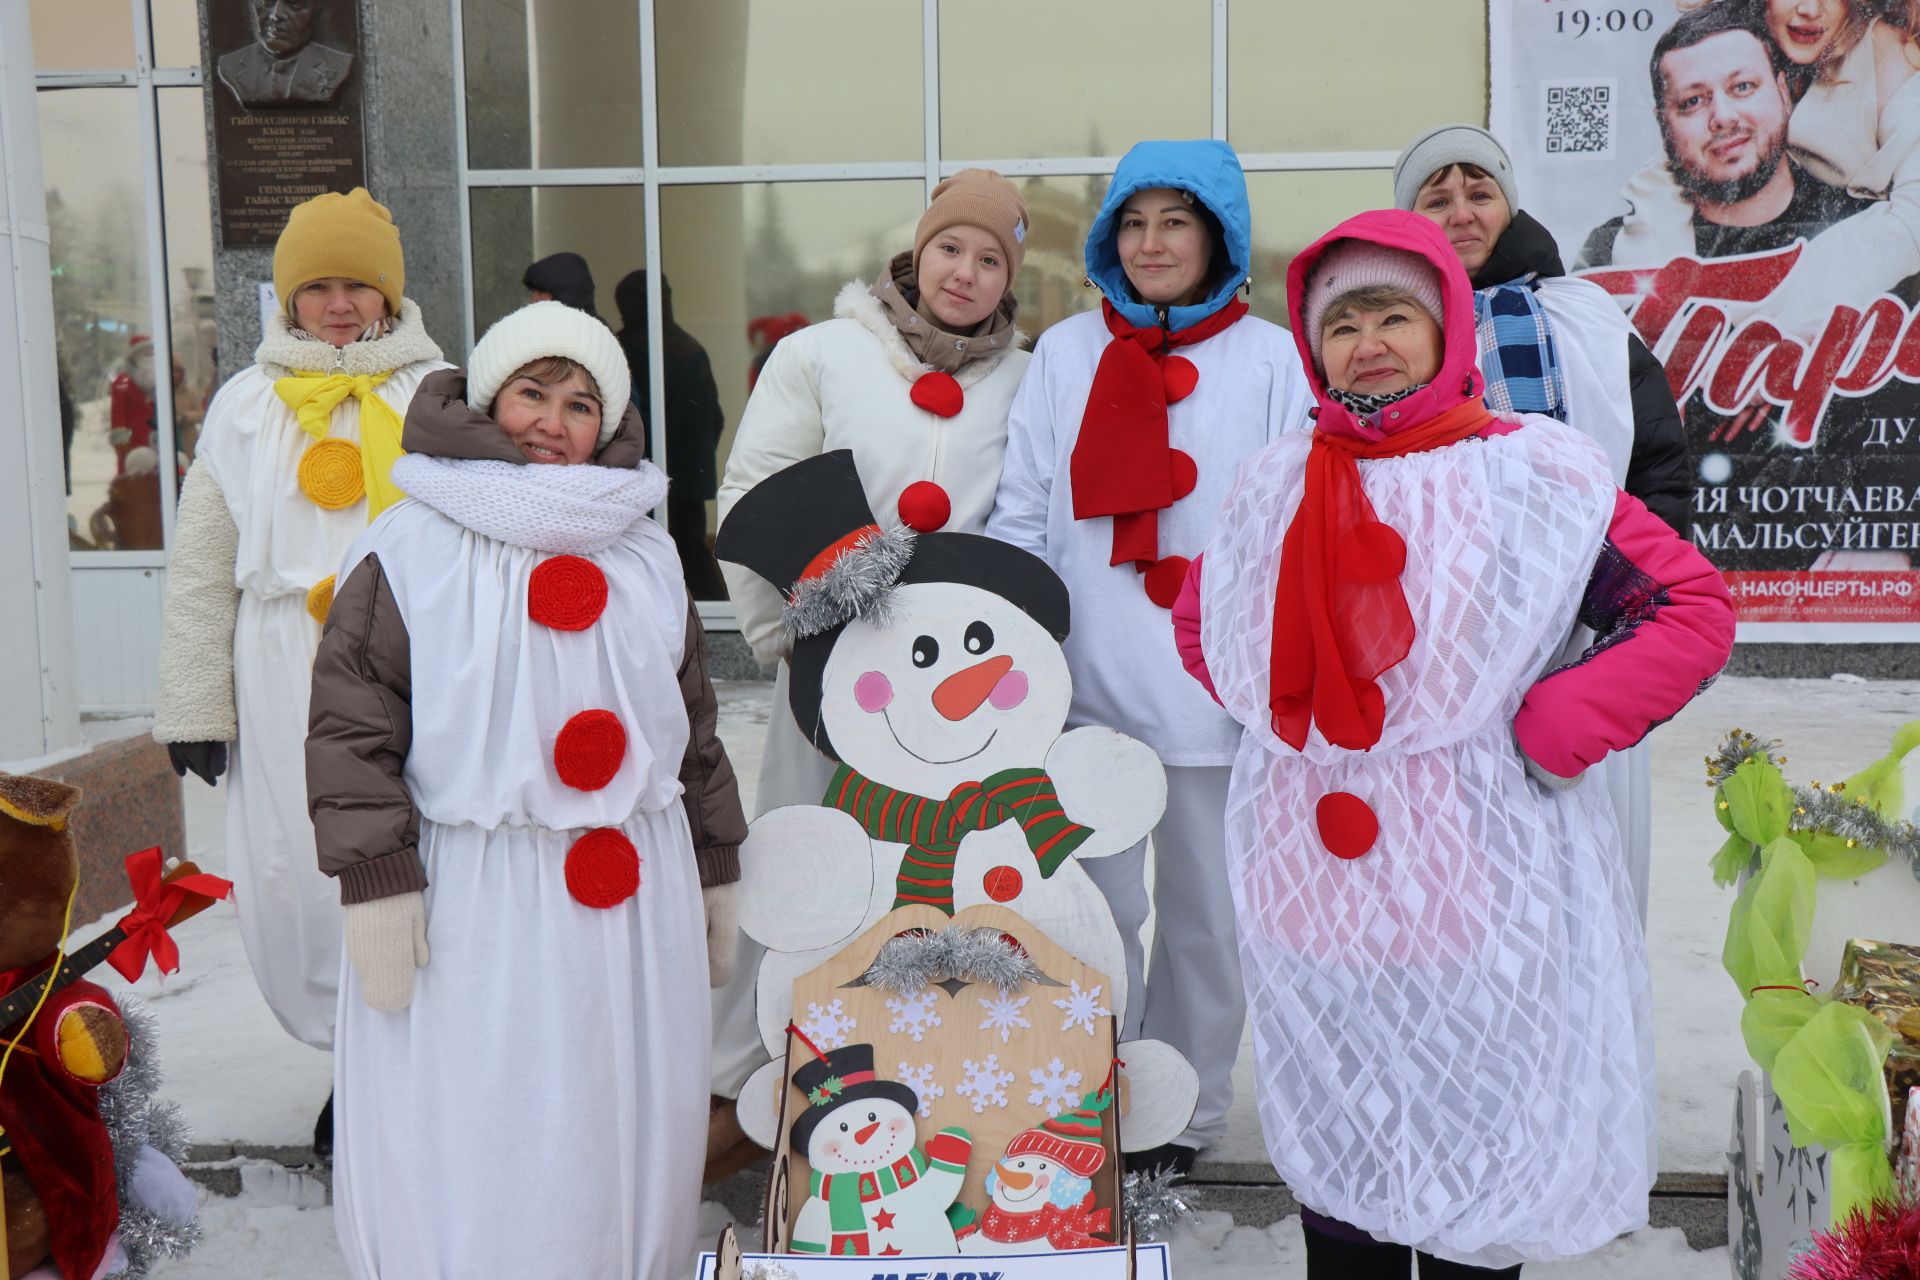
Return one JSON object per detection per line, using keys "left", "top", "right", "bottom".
{"left": 106, "top": 847, "right": 234, "bottom": 982}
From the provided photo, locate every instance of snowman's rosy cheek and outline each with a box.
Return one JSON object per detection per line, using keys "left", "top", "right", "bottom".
{"left": 854, "top": 671, "right": 893, "bottom": 713}
{"left": 988, "top": 668, "right": 1028, "bottom": 711}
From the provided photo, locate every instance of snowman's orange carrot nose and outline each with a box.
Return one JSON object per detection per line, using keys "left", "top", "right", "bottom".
{"left": 933, "top": 654, "right": 1015, "bottom": 721}
{"left": 995, "top": 1162, "right": 1034, "bottom": 1190}
{"left": 856, "top": 1119, "right": 881, "bottom": 1144}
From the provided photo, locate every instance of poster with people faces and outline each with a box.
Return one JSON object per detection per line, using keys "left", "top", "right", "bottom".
{"left": 1491, "top": 0, "right": 1920, "bottom": 638}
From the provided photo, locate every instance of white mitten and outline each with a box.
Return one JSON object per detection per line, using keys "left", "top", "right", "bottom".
{"left": 344, "top": 891, "right": 429, "bottom": 1012}
{"left": 704, "top": 881, "right": 740, "bottom": 989}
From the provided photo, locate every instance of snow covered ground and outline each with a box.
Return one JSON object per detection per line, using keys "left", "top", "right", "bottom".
{"left": 74, "top": 674, "right": 1916, "bottom": 1276}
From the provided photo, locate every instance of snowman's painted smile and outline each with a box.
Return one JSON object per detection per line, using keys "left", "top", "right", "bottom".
{"left": 881, "top": 709, "right": 997, "bottom": 765}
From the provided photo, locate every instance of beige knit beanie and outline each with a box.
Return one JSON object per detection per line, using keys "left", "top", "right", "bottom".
{"left": 913, "top": 169, "right": 1029, "bottom": 289}
{"left": 466, "top": 301, "right": 631, "bottom": 445}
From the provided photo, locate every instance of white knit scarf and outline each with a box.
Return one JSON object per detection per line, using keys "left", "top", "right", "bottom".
{"left": 391, "top": 455, "right": 669, "bottom": 555}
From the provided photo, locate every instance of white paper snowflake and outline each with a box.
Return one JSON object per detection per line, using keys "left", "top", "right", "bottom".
{"left": 1026, "top": 1057, "right": 1084, "bottom": 1117}
{"left": 885, "top": 989, "right": 942, "bottom": 1043}
{"left": 954, "top": 1054, "right": 1013, "bottom": 1113}
{"left": 799, "top": 998, "right": 855, "bottom": 1049}
{"left": 1052, "top": 980, "right": 1111, "bottom": 1036}
{"left": 976, "top": 991, "right": 1031, "bottom": 1045}
{"left": 896, "top": 1061, "right": 945, "bottom": 1118}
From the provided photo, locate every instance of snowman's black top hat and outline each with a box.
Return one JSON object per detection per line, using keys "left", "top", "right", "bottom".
{"left": 789, "top": 1042, "right": 922, "bottom": 1151}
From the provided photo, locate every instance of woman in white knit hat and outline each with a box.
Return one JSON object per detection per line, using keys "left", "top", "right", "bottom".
{"left": 308, "top": 300, "right": 746, "bottom": 1279}
{"left": 153, "top": 189, "right": 449, "bottom": 1158}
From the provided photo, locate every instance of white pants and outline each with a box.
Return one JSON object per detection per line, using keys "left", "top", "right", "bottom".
{"left": 1604, "top": 741, "right": 1653, "bottom": 928}
{"left": 708, "top": 661, "right": 838, "bottom": 1097}
{"left": 1080, "top": 764, "right": 1240, "bottom": 1149}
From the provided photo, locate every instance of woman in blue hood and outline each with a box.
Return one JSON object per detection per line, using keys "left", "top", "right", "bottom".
{"left": 986, "top": 139, "right": 1316, "bottom": 1173}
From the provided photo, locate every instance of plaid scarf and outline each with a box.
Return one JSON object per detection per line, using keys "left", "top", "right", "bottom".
{"left": 1473, "top": 281, "right": 1566, "bottom": 420}
{"left": 823, "top": 765, "right": 1093, "bottom": 913}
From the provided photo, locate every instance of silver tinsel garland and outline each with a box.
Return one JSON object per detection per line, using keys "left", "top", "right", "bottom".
{"left": 98, "top": 996, "right": 202, "bottom": 1276}
{"left": 780, "top": 523, "right": 916, "bottom": 640}
{"left": 859, "top": 924, "right": 1043, "bottom": 996}
{"left": 1708, "top": 729, "right": 1920, "bottom": 881}
{"left": 1123, "top": 1167, "right": 1195, "bottom": 1240}
{"left": 744, "top": 1264, "right": 800, "bottom": 1280}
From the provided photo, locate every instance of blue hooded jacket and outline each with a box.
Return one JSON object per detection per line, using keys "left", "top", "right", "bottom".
{"left": 1084, "top": 139, "right": 1252, "bottom": 332}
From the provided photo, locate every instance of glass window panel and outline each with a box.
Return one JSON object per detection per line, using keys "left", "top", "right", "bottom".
{"left": 1243, "top": 169, "right": 1396, "bottom": 331}
{"left": 939, "top": 0, "right": 1209, "bottom": 160}
{"left": 999, "top": 174, "right": 1108, "bottom": 340}
{"left": 461, "top": 0, "right": 641, "bottom": 170}
{"left": 469, "top": 185, "right": 646, "bottom": 338}
{"left": 162, "top": 89, "right": 217, "bottom": 474}
{"left": 661, "top": 180, "right": 923, "bottom": 599}
{"left": 658, "top": 0, "right": 921, "bottom": 166}
{"left": 30, "top": 0, "right": 133, "bottom": 68}
{"left": 152, "top": 0, "right": 204, "bottom": 68}
{"left": 39, "top": 89, "right": 159, "bottom": 552}
{"left": 1229, "top": 0, "right": 1486, "bottom": 153}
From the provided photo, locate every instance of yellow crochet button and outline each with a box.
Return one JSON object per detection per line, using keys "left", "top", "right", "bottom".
{"left": 298, "top": 438, "right": 365, "bottom": 510}
{"left": 307, "top": 574, "right": 336, "bottom": 625}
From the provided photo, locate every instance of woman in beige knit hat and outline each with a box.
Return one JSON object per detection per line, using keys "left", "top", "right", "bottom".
{"left": 703, "top": 168, "right": 1032, "bottom": 1176}
{"left": 152, "top": 188, "right": 449, "bottom": 1161}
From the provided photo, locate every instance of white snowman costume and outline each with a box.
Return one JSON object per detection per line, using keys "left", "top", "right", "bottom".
{"left": 311, "top": 442, "right": 711, "bottom": 1277}
{"left": 155, "top": 302, "right": 447, "bottom": 1049}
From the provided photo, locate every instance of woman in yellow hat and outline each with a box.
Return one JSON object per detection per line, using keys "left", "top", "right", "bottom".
{"left": 153, "top": 188, "right": 449, "bottom": 1157}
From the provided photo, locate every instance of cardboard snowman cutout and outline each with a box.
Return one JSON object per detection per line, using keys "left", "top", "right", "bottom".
{"left": 966, "top": 1092, "right": 1115, "bottom": 1254}
{"left": 787, "top": 1042, "right": 974, "bottom": 1257}
{"left": 717, "top": 451, "right": 1168, "bottom": 1059}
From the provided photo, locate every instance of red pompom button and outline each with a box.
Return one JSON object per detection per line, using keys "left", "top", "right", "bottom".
{"left": 1169, "top": 449, "right": 1198, "bottom": 501}
{"left": 1316, "top": 792, "right": 1379, "bottom": 860}
{"left": 909, "top": 371, "right": 964, "bottom": 418}
{"left": 898, "top": 480, "right": 952, "bottom": 533}
{"left": 1337, "top": 521, "right": 1408, "bottom": 584}
{"left": 528, "top": 555, "right": 609, "bottom": 631}
{"left": 1162, "top": 356, "right": 1199, "bottom": 403}
{"left": 1143, "top": 555, "right": 1192, "bottom": 610}
{"left": 566, "top": 827, "right": 641, "bottom": 908}
{"left": 554, "top": 710, "right": 627, "bottom": 791}
{"left": 983, "top": 865, "right": 1024, "bottom": 902}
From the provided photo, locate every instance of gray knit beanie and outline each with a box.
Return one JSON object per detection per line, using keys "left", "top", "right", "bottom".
{"left": 1393, "top": 124, "right": 1518, "bottom": 214}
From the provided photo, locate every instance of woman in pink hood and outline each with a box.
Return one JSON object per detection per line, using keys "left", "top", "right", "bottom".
{"left": 1172, "top": 210, "right": 1735, "bottom": 1277}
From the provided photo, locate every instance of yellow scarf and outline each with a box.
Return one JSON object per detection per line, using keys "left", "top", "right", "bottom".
{"left": 274, "top": 370, "right": 408, "bottom": 519}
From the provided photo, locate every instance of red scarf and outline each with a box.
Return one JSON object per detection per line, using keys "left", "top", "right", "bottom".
{"left": 1070, "top": 298, "right": 1248, "bottom": 578}
{"left": 1269, "top": 397, "right": 1493, "bottom": 752}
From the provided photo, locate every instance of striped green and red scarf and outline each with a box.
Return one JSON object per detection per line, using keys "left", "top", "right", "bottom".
{"left": 822, "top": 764, "right": 1094, "bottom": 912}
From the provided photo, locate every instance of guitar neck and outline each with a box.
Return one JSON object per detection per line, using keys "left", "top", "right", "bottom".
{"left": 0, "top": 928, "right": 126, "bottom": 1036}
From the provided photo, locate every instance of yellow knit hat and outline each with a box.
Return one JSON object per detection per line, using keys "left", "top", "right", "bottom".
{"left": 273, "top": 188, "right": 405, "bottom": 316}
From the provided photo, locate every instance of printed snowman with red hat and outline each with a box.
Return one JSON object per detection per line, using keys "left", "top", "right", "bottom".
{"left": 788, "top": 1040, "right": 974, "bottom": 1257}
{"left": 715, "top": 450, "right": 1194, "bottom": 1152}
{"left": 964, "top": 1091, "right": 1116, "bottom": 1254}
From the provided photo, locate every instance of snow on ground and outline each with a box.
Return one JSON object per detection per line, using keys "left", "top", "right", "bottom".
{"left": 83, "top": 674, "right": 1917, "bottom": 1275}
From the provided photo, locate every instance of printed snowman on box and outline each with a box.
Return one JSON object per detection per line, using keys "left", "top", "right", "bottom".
{"left": 716, "top": 450, "right": 1168, "bottom": 1066}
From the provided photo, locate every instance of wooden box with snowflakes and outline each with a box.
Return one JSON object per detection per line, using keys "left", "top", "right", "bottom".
{"left": 754, "top": 903, "right": 1187, "bottom": 1261}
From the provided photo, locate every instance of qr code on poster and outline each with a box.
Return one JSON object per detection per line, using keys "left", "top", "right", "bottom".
{"left": 1543, "top": 80, "right": 1615, "bottom": 157}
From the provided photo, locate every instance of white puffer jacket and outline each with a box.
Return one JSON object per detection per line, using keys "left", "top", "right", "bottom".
{"left": 716, "top": 279, "right": 1029, "bottom": 665}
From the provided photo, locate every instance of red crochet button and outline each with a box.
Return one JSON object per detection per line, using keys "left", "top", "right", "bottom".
{"left": 1169, "top": 448, "right": 1198, "bottom": 501}
{"left": 983, "top": 865, "right": 1024, "bottom": 902}
{"left": 528, "top": 555, "right": 609, "bottom": 631}
{"left": 898, "top": 480, "right": 952, "bottom": 533}
{"left": 1337, "top": 521, "right": 1407, "bottom": 584}
{"left": 1143, "top": 555, "right": 1191, "bottom": 610}
{"left": 565, "top": 827, "right": 641, "bottom": 908}
{"left": 1162, "top": 356, "right": 1199, "bottom": 403}
{"left": 909, "top": 371, "right": 964, "bottom": 418}
{"left": 554, "top": 710, "right": 627, "bottom": 791}
{"left": 1316, "top": 792, "right": 1379, "bottom": 860}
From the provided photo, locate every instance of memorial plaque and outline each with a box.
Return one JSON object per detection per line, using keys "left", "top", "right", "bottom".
{"left": 208, "top": 0, "right": 367, "bottom": 249}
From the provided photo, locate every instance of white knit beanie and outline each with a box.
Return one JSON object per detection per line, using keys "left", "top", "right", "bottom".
{"left": 1392, "top": 124, "right": 1518, "bottom": 215}
{"left": 1302, "top": 241, "right": 1445, "bottom": 367}
{"left": 466, "top": 300, "right": 631, "bottom": 445}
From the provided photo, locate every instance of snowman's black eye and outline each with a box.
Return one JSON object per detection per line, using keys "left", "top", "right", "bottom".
{"left": 912, "top": 635, "right": 939, "bottom": 668}
{"left": 964, "top": 621, "right": 994, "bottom": 655}
{"left": 839, "top": 1121, "right": 849, "bottom": 1132}
{"left": 868, "top": 1111, "right": 877, "bottom": 1122}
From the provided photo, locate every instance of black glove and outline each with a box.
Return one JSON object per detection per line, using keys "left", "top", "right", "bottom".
{"left": 167, "top": 741, "right": 228, "bottom": 786}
